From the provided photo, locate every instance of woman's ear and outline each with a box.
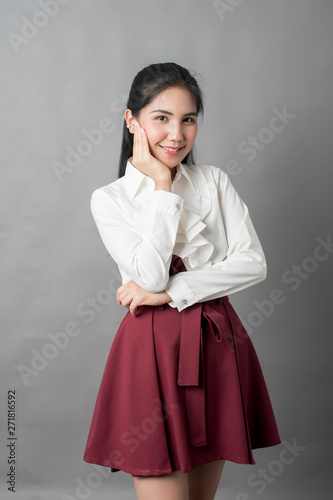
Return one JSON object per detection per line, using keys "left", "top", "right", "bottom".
{"left": 124, "top": 109, "right": 135, "bottom": 133}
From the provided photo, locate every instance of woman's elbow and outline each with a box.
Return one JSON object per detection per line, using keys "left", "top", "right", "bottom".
{"left": 256, "top": 257, "right": 267, "bottom": 283}
{"left": 140, "top": 273, "right": 169, "bottom": 294}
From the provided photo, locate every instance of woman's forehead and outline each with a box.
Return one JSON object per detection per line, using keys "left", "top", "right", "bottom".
{"left": 144, "top": 87, "right": 197, "bottom": 113}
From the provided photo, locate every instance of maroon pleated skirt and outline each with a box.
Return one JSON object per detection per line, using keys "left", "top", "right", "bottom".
{"left": 83, "top": 255, "right": 280, "bottom": 477}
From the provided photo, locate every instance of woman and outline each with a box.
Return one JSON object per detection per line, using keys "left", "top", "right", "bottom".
{"left": 83, "top": 62, "right": 281, "bottom": 500}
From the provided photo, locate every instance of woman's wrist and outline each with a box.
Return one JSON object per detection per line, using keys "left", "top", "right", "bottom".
{"left": 162, "top": 291, "right": 172, "bottom": 303}
{"left": 154, "top": 178, "right": 172, "bottom": 192}
{"left": 147, "top": 290, "right": 172, "bottom": 306}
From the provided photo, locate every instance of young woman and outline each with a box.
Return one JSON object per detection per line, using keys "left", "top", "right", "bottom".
{"left": 83, "top": 62, "right": 281, "bottom": 500}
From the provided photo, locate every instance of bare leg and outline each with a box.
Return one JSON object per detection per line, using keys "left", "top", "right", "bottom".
{"left": 132, "top": 470, "right": 189, "bottom": 500}
{"left": 188, "top": 460, "right": 226, "bottom": 500}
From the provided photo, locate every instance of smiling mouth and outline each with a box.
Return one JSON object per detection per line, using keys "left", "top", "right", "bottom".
{"left": 160, "top": 145, "right": 184, "bottom": 152}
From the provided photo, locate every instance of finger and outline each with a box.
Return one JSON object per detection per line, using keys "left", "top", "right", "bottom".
{"left": 119, "top": 295, "right": 131, "bottom": 308}
{"left": 121, "top": 296, "right": 132, "bottom": 312}
{"left": 116, "top": 285, "right": 125, "bottom": 304}
{"left": 139, "top": 127, "right": 150, "bottom": 158}
{"left": 133, "top": 121, "right": 143, "bottom": 158}
{"left": 136, "top": 124, "right": 149, "bottom": 154}
{"left": 133, "top": 120, "right": 149, "bottom": 161}
{"left": 117, "top": 288, "right": 129, "bottom": 307}
{"left": 132, "top": 122, "right": 138, "bottom": 157}
{"left": 129, "top": 301, "right": 137, "bottom": 317}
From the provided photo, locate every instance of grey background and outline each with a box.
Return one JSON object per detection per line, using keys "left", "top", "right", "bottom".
{"left": 1, "top": 0, "right": 332, "bottom": 498}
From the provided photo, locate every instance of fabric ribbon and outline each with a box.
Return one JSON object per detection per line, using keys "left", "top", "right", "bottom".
{"left": 168, "top": 254, "right": 232, "bottom": 447}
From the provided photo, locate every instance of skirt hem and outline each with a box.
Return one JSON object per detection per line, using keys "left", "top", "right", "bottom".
{"left": 83, "top": 438, "right": 281, "bottom": 477}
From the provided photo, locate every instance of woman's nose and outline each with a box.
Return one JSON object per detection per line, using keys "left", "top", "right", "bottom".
{"left": 167, "top": 122, "right": 183, "bottom": 141}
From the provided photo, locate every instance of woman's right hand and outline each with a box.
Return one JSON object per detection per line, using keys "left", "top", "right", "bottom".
{"left": 116, "top": 279, "right": 172, "bottom": 317}
{"left": 131, "top": 119, "right": 172, "bottom": 184}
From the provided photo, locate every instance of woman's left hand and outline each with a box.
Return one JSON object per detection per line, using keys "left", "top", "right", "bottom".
{"left": 116, "top": 280, "right": 172, "bottom": 317}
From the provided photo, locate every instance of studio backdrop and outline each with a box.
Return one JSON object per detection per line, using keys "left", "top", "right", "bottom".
{"left": 0, "top": 1, "right": 332, "bottom": 499}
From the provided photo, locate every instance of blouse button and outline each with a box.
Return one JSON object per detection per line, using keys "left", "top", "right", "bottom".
{"left": 183, "top": 299, "right": 188, "bottom": 305}
{"left": 176, "top": 203, "right": 181, "bottom": 210}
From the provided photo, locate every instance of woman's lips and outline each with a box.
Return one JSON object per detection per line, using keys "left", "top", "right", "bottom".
{"left": 159, "top": 145, "right": 184, "bottom": 156}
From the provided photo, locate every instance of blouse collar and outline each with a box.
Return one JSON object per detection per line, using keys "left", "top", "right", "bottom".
{"left": 124, "top": 160, "right": 197, "bottom": 199}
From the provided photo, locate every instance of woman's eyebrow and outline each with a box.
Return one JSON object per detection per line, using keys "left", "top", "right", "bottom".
{"left": 149, "top": 109, "right": 198, "bottom": 117}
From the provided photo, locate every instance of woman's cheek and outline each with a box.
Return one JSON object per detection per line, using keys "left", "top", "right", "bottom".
{"left": 146, "top": 129, "right": 162, "bottom": 149}
{"left": 188, "top": 127, "right": 198, "bottom": 144}
{"left": 147, "top": 125, "right": 161, "bottom": 141}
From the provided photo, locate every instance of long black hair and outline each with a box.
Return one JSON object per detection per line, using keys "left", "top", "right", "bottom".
{"left": 118, "top": 62, "right": 204, "bottom": 178}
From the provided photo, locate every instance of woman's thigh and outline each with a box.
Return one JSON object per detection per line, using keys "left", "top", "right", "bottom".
{"left": 132, "top": 460, "right": 226, "bottom": 500}
{"left": 132, "top": 470, "right": 189, "bottom": 500}
{"left": 187, "top": 460, "right": 226, "bottom": 500}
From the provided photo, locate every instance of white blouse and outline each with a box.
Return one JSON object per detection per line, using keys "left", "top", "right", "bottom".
{"left": 90, "top": 160, "right": 267, "bottom": 312}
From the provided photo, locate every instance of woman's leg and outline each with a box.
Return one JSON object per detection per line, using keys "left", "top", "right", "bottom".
{"left": 132, "top": 470, "right": 189, "bottom": 500}
{"left": 187, "top": 460, "right": 226, "bottom": 500}
{"left": 132, "top": 460, "right": 226, "bottom": 500}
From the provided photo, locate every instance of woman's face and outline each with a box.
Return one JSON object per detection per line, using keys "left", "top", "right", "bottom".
{"left": 134, "top": 86, "right": 198, "bottom": 170}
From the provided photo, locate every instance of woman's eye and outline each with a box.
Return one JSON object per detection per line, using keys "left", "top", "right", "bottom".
{"left": 154, "top": 115, "right": 196, "bottom": 124}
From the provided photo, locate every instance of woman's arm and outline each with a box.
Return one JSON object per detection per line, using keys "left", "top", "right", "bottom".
{"left": 116, "top": 280, "right": 172, "bottom": 317}
{"left": 164, "top": 170, "right": 267, "bottom": 311}
{"left": 91, "top": 121, "right": 186, "bottom": 294}
{"left": 91, "top": 186, "right": 184, "bottom": 293}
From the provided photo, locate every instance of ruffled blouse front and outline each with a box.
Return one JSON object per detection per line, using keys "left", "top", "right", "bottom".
{"left": 90, "top": 161, "right": 267, "bottom": 312}
{"left": 174, "top": 206, "right": 214, "bottom": 270}
{"left": 171, "top": 161, "right": 215, "bottom": 271}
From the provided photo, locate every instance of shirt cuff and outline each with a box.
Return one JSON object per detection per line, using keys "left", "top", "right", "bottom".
{"left": 165, "top": 274, "right": 198, "bottom": 312}
{"left": 150, "top": 189, "right": 184, "bottom": 215}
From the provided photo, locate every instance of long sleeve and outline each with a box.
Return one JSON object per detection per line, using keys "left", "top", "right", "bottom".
{"left": 165, "top": 170, "right": 267, "bottom": 311}
{"left": 90, "top": 186, "right": 185, "bottom": 292}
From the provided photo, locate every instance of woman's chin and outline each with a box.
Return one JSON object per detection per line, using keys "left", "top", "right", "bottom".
{"left": 153, "top": 155, "right": 179, "bottom": 169}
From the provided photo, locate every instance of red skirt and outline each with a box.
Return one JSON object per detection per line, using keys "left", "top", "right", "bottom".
{"left": 83, "top": 255, "right": 280, "bottom": 476}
